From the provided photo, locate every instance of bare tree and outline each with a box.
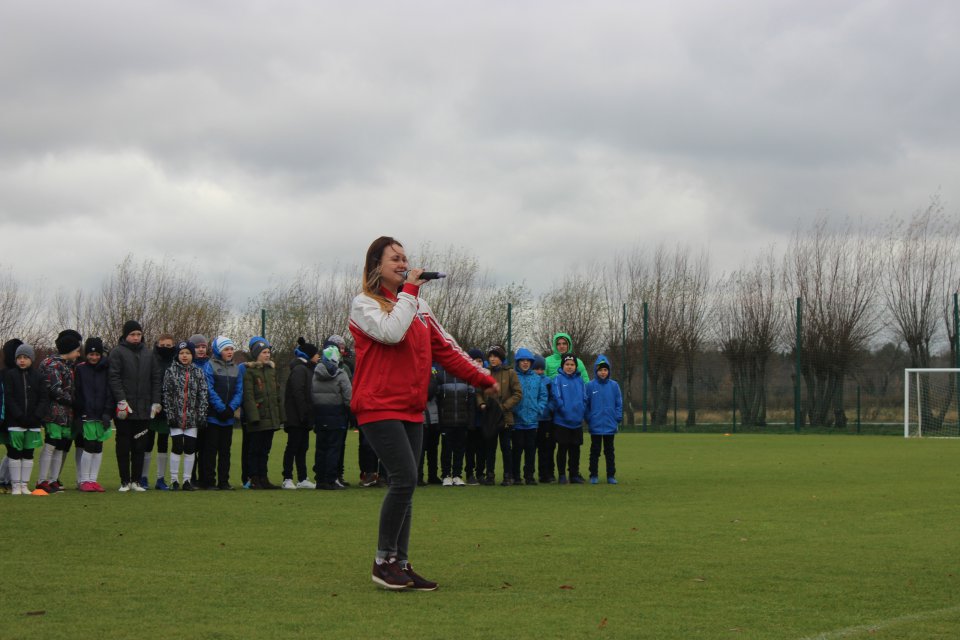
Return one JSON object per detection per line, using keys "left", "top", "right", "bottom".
{"left": 0, "top": 267, "right": 46, "bottom": 349}
{"left": 674, "top": 248, "right": 711, "bottom": 425}
{"left": 533, "top": 271, "right": 605, "bottom": 359}
{"left": 716, "top": 249, "right": 785, "bottom": 426}
{"left": 785, "top": 218, "right": 881, "bottom": 427}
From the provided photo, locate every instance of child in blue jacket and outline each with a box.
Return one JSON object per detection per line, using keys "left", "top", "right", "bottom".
{"left": 512, "top": 348, "right": 548, "bottom": 485}
{"left": 585, "top": 355, "right": 622, "bottom": 484}
{"left": 551, "top": 354, "right": 587, "bottom": 484}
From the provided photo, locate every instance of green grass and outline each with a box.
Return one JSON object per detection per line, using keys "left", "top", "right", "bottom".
{"left": 3, "top": 433, "right": 960, "bottom": 639}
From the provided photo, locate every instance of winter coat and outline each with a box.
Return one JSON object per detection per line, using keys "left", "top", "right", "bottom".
{"left": 424, "top": 365, "right": 440, "bottom": 427}
{"left": 40, "top": 355, "right": 76, "bottom": 426}
{"left": 551, "top": 368, "right": 587, "bottom": 430}
{"left": 284, "top": 358, "right": 315, "bottom": 429}
{"left": 585, "top": 355, "right": 623, "bottom": 435}
{"left": 543, "top": 332, "right": 590, "bottom": 382}
{"left": 202, "top": 356, "right": 244, "bottom": 426}
{"left": 513, "top": 353, "right": 548, "bottom": 430}
{"left": 435, "top": 364, "right": 475, "bottom": 429}
{"left": 311, "top": 357, "right": 352, "bottom": 430}
{"left": 3, "top": 366, "right": 45, "bottom": 428}
{"left": 538, "top": 376, "right": 553, "bottom": 422}
{"left": 242, "top": 361, "right": 284, "bottom": 432}
{"left": 480, "top": 365, "right": 522, "bottom": 427}
{"left": 108, "top": 340, "right": 162, "bottom": 419}
{"left": 75, "top": 357, "right": 115, "bottom": 425}
{"left": 163, "top": 361, "right": 209, "bottom": 431}
{"left": 348, "top": 283, "right": 495, "bottom": 426}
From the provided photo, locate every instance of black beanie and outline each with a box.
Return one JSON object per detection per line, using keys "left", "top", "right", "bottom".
{"left": 2, "top": 338, "right": 23, "bottom": 369}
{"left": 84, "top": 337, "right": 104, "bottom": 355}
{"left": 55, "top": 329, "right": 83, "bottom": 355}
{"left": 294, "top": 337, "right": 319, "bottom": 360}
{"left": 121, "top": 320, "right": 143, "bottom": 341}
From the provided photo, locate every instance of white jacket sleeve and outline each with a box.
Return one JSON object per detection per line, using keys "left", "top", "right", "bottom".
{"left": 349, "top": 291, "right": 419, "bottom": 345}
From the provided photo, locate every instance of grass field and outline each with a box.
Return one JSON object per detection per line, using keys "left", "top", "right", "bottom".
{"left": 3, "top": 432, "right": 960, "bottom": 639}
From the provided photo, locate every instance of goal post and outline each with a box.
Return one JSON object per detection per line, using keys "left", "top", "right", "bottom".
{"left": 904, "top": 368, "right": 960, "bottom": 438}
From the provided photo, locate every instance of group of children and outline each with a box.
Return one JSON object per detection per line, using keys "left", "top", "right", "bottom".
{"left": 1, "top": 327, "right": 621, "bottom": 494}
{"left": 421, "top": 332, "right": 623, "bottom": 487}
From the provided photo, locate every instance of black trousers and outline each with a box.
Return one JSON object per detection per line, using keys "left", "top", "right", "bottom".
{"left": 314, "top": 429, "right": 346, "bottom": 484}
{"left": 483, "top": 429, "right": 512, "bottom": 479}
{"left": 283, "top": 426, "right": 311, "bottom": 481}
{"left": 357, "top": 428, "right": 380, "bottom": 475}
{"left": 115, "top": 420, "right": 150, "bottom": 484}
{"left": 589, "top": 434, "right": 616, "bottom": 478}
{"left": 201, "top": 425, "right": 233, "bottom": 487}
{"left": 246, "top": 430, "right": 276, "bottom": 478}
{"left": 418, "top": 425, "right": 441, "bottom": 482}
{"left": 440, "top": 427, "right": 467, "bottom": 478}
{"left": 511, "top": 429, "right": 538, "bottom": 480}
{"left": 536, "top": 420, "right": 556, "bottom": 481}
{"left": 465, "top": 428, "right": 485, "bottom": 478}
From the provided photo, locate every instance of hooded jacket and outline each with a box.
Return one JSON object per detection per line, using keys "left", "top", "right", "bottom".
{"left": 543, "top": 332, "right": 590, "bottom": 382}
{"left": 434, "top": 364, "right": 475, "bottom": 429}
{"left": 283, "top": 357, "right": 315, "bottom": 429}
{"left": 75, "top": 356, "right": 115, "bottom": 425}
{"left": 108, "top": 340, "right": 162, "bottom": 419}
{"left": 512, "top": 348, "right": 548, "bottom": 429}
{"left": 348, "top": 283, "right": 496, "bottom": 426}
{"left": 585, "top": 355, "right": 623, "bottom": 435}
{"left": 242, "top": 360, "right": 285, "bottom": 432}
{"left": 482, "top": 361, "right": 522, "bottom": 428}
{"left": 311, "top": 355, "right": 352, "bottom": 429}
{"left": 202, "top": 341, "right": 244, "bottom": 426}
{"left": 40, "top": 355, "right": 76, "bottom": 426}
{"left": 551, "top": 366, "right": 587, "bottom": 430}
{"left": 163, "top": 360, "right": 209, "bottom": 431}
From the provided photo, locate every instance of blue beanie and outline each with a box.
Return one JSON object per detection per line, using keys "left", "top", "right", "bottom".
{"left": 249, "top": 336, "right": 271, "bottom": 360}
{"left": 212, "top": 336, "right": 236, "bottom": 357}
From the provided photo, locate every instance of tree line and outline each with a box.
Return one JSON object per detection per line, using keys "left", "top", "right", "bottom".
{"left": 4, "top": 201, "right": 958, "bottom": 428}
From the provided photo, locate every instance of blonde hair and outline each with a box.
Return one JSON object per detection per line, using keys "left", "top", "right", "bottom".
{"left": 362, "top": 236, "right": 402, "bottom": 312}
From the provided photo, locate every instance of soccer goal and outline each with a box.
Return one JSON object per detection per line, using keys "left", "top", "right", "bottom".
{"left": 904, "top": 368, "right": 960, "bottom": 437}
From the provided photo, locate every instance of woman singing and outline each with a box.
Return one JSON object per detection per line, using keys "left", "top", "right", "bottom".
{"left": 350, "top": 236, "right": 497, "bottom": 590}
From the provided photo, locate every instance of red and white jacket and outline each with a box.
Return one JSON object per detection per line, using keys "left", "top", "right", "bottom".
{"left": 349, "top": 283, "right": 496, "bottom": 426}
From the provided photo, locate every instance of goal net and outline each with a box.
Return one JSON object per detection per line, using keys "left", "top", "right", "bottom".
{"left": 904, "top": 369, "right": 960, "bottom": 438}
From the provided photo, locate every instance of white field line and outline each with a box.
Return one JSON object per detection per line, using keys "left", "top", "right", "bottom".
{"left": 799, "top": 604, "right": 960, "bottom": 640}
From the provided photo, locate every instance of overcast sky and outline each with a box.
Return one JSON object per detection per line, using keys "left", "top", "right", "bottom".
{"left": 1, "top": 0, "right": 957, "bottom": 306}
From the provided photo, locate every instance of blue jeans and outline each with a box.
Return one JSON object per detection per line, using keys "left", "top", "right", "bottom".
{"left": 359, "top": 420, "right": 423, "bottom": 562}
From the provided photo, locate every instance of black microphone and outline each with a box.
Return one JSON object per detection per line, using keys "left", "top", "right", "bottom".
{"left": 403, "top": 270, "right": 447, "bottom": 280}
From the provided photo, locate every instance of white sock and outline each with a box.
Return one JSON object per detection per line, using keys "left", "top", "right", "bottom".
{"left": 52, "top": 449, "right": 66, "bottom": 482}
{"left": 141, "top": 452, "right": 152, "bottom": 480}
{"left": 80, "top": 452, "right": 93, "bottom": 483}
{"left": 8, "top": 459, "right": 21, "bottom": 485}
{"left": 183, "top": 454, "right": 195, "bottom": 483}
{"left": 37, "top": 444, "right": 55, "bottom": 482}
{"left": 0, "top": 456, "right": 9, "bottom": 483}
{"left": 22, "top": 459, "right": 34, "bottom": 486}
{"left": 169, "top": 453, "right": 181, "bottom": 484}
{"left": 75, "top": 447, "right": 84, "bottom": 484}
{"left": 156, "top": 453, "right": 167, "bottom": 480}
{"left": 91, "top": 453, "right": 103, "bottom": 482}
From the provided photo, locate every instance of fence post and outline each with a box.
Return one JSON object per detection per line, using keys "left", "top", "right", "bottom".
{"left": 673, "top": 386, "right": 677, "bottom": 432}
{"left": 794, "top": 297, "right": 802, "bottom": 433}
{"left": 642, "top": 301, "right": 649, "bottom": 433}
{"left": 856, "top": 385, "right": 861, "bottom": 434}
{"left": 622, "top": 303, "right": 629, "bottom": 427}
{"left": 507, "top": 302, "right": 513, "bottom": 365}
{"left": 261, "top": 309, "right": 266, "bottom": 339}
{"left": 732, "top": 386, "right": 737, "bottom": 433}
{"left": 954, "top": 293, "right": 958, "bottom": 435}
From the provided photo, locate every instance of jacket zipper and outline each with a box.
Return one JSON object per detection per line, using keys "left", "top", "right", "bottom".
{"left": 181, "top": 369, "right": 190, "bottom": 429}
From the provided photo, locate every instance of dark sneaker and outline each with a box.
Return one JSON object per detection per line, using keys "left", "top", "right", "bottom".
{"left": 558, "top": 475, "right": 568, "bottom": 485}
{"left": 427, "top": 476, "right": 442, "bottom": 486}
{"left": 372, "top": 560, "right": 413, "bottom": 590}
{"left": 466, "top": 475, "right": 479, "bottom": 486}
{"left": 155, "top": 477, "right": 170, "bottom": 491}
{"left": 316, "top": 482, "right": 346, "bottom": 491}
{"left": 500, "top": 475, "right": 514, "bottom": 487}
{"left": 570, "top": 476, "right": 586, "bottom": 484}
{"left": 337, "top": 477, "right": 351, "bottom": 487}
{"left": 218, "top": 482, "right": 234, "bottom": 491}
{"left": 402, "top": 563, "right": 438, "bottom": 591}
{"left": 541, "top": 476, "right": 556, "bottom": 484}
{"left": 181, "top": 480, "right": 195, "bottom": 492}
{"left": 171, "top": 480, "right": 180, "bottom": 491}
{"left": 525, "top": 477, "right": 538, "bottom": 486}
{"left": 52, "top": 480, "right": 65, "bottom": 492}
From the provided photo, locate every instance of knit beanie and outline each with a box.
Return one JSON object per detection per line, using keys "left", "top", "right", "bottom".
{"left": 249, "top": 336, "right": 271, "bottom": 360}
{"left": 467, "top": 348, "right": 484, "bottom": 361}
{"left": 15, "top": 343, "right": 36, "bottom": 362}
{"left": 532, "top": 354, "right": 546, "bottom": 371}
{"left": 211, "top": 336, "right": 236, "bottom": 358}
{"left": 561, "top": 354, "right": 577, "bottom": 368}
{"left": 188, "top": 334, "right": 208, "bottom": 347}
{"left": 322, "top": 345, "right": 341, "bottom": 365}
{"left": 84, "top": 337, "right": 105, "bottom": 355}
{"left": 325, "top": 334, "right": 348, "bottom": 355}
{"left": 176, "top": 340, "right": 196, "bottom": 359}
{"left": 55, "top": 329, "right": 83, "bottom": 355}
{"left": 121, "top": 320, "right": 143, "bottom": 341}
{"left": 294, "top": 337, "right": 319, "bottom": 360}
{"left": 487, "top": 345, "right": 507, "bottom": 361}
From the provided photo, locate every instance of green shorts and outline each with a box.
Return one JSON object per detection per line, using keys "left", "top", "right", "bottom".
{"left": 45, "top": 422, "right": 73, "bottom": 440}
{"left": 149, "top": 418, "right": 170, "bottom": 435}
{"left": 9, "top": 429, "right": 43, "bottom": 450}
{"left": 82, "top": 421, "right": 113, "bottom": 443}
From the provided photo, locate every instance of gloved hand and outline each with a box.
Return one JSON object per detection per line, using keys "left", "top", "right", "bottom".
{"left": 217, "top": 407, "right": 235, "bottom": 422}
{"left": 150, "top": 403, "right": 162, "bottom": 419}
{"left": 116, "top": 400, "right": 131, "bottom": 420}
